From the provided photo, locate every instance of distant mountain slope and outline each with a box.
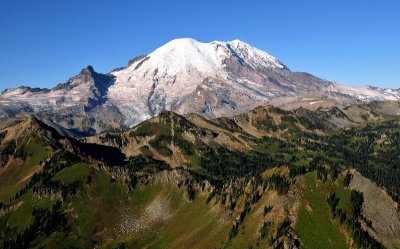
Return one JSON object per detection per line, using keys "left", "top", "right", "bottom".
{"left": 1, "top": 38, "right": 399, "bottom": 135}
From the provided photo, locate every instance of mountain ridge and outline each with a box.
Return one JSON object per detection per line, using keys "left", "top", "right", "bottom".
{"left": 1, "top": 38, "right": 399, "bottom": 135}
{"left": 1, "top": 101, "right": 399, "bottom": 248}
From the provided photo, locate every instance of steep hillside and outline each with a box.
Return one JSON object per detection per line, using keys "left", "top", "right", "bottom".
{"left": 349, "top": 170, "right": 400, "bottom": 249}
{"left": 0, "top": 117, "right": 54, "bottom": 202}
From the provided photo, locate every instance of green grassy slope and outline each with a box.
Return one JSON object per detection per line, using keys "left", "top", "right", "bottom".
{"left": 296, "top": 173, "right": 350, "bottom": 249}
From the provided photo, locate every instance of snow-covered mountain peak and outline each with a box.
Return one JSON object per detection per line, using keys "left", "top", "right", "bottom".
{"left": 116, "top": 38, "right": 285, "bottom": 80}
{"left": 107, "top": 38, "right": 321, "bottom": 126}
{"left": 160, "top": 37, "right": 201, "bottom": 47}
{"left": 144, "top": 38, "right": 226, "bottom": 76}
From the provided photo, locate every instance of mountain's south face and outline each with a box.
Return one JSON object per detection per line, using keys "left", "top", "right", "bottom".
{"left": 108, "top": 38, "right": 331, "bottom": 125}
{"left": 0, "top": 38, "right": 399, "bottom": 134}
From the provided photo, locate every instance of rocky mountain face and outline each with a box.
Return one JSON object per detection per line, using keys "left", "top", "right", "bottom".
{"left": 1, "top": 38, "right": 399, "bottom": 135}
{"left": 0, "top": 66, "right": 124, "bottom": 135}
{"left": 1, "top": 66, "right": 113, "bottom": 113}
{"left": 108, "top": 39, "right": 332, "bottom": 126}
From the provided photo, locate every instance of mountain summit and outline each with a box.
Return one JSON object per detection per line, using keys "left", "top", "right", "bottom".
{"left": 1, "top": 38, "right": 399, "bottom": 134}
{"left": 108, "top": 38, "right": 330, "bottom": 125}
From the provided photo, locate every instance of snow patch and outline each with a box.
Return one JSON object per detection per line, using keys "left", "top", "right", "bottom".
{"left": 309, "top": 100, "right": 324, "bottom": 105}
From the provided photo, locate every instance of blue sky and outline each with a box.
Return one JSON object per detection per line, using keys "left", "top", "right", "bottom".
{"left": 0, "top": 0, "right": 399, "bottom": 91}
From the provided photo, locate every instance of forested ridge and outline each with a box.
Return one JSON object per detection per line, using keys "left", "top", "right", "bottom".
{"left": 0, "top": 103, "right": 399, "bottom": 248}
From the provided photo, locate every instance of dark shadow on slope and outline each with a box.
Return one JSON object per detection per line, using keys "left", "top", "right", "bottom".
{"left": 69, "top": 139, "right": 126, "bottom": 166}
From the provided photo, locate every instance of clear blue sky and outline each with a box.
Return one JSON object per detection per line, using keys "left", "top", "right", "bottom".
{"left": 0, "top": 0, "right": 399, "bottom": 91}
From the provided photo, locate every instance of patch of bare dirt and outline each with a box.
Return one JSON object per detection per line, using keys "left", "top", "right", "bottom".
{"left": 116, "top": 193, "right": 173, "bottom": 238}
